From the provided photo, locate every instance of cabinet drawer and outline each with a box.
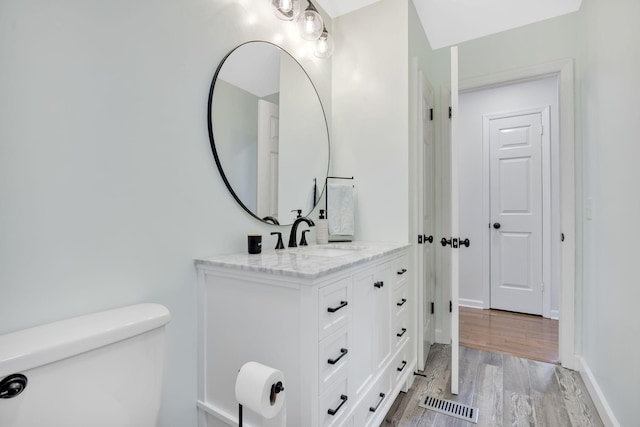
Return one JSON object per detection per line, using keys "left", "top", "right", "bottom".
{"left": 393, "top": 314, "right": 409, "bottom": 351}
{"left": 352, "top": 371, "right": 391, "bottom": 427}
{"left": 391, "top": 341, "right": 410, "bottom": 386}
{"left": 392, "top": 284, "right": 408, "bottom": 319}
{"left": 319, "top": 327, "right": 349, "bottom": 394}
{"left": 319, "top": 277, "right": 351, "bottom": 340}
{"left": 320, "top": 378, "right": 350, "bottom": 427}
{"left": 393, "top": 254, "right": 409, "bottom": 288}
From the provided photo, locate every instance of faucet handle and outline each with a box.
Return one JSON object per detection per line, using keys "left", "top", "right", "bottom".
{"left": 300, "top": 230, "right": 311, "bottom": 246}
{"left": 271, "top": 232, "right": 285, "bottom": 250}
{"left": 290, "top": 209, "right": 302, "bottom": 218}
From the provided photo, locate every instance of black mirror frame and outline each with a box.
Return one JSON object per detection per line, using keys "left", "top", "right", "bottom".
{"left": 207, "top": 41, "right": 331, "bottom": 226}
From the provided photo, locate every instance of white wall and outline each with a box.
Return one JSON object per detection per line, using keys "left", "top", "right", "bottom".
{"left": 458, "top": 76, "right": 560, "bottom": 315}
{"left": 211, "top": 80, "right": 259, "bottom": 212}
{"left": 332, "top": 0, "right": 410, "bottom": 243}
{"left": 0, "top": 1, "right": 331, "bottom": 426}
{"left": 278, "top": 52, "right": 330, "bottom": 221}
{"left": 580, "top": 0, "right": 640, "bottom": 425}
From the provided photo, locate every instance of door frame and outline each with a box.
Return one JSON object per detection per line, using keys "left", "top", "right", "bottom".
{"left": 484, "top": 106, "right": 552, "bottom": 316}
{"left": 459, "top": 59, "right": 577, "bottom": 369}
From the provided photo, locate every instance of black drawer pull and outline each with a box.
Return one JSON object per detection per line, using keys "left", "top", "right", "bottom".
{"left": 369, "top": 393, "right": 386, "bottom": 412}
{"left": 397, "top": 328, "right": 407, "bottom": 338}
{"left": 396, "top": 298, "right": 407, "bottom": 307}
{"left": 327, "top": 301, "right": 348, "bottom": 313}
{"left": 374, "top": 281, "right": 384, "bottom": 288}
{"left": 327, "top": 348, "right": 348, "bottom": 365}
{"left": 327, "top": 394, "right": 348, "bottom": 416}
{"left": 397, "top": 268, "right": 407, "bottom": 275}
{"left": 397, "top": 360, "right": 407, "bottom": 372}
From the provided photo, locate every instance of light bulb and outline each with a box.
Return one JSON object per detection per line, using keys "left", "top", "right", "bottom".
{"left": 317, "top": 38, "right": 328, "bottom": 54}
{"left": 304, "top": 16, "right": 315, "bottom": 34}
{"left": 272, "top": 0, "right": 299, "bottom": 21}
{"left": 314, "top": 29, "right": 334, "bottom": 58}
{"left": 279, "top": 0, "right": 292, "bottom": 12}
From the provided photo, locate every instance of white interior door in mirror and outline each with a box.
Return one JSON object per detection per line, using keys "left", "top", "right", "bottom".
{"left": 257, "top": 100, "right": 279, "bottom": 219}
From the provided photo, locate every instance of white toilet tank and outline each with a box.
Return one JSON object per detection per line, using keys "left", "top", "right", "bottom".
{"left": 0, "top": 303, "right": 170, "bottom": 427}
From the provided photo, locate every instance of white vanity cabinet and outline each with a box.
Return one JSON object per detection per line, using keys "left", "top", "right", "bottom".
{"left": 195, "top": 243, "right": 412, "bottom": 427}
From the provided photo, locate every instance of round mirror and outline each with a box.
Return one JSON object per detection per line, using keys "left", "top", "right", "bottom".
{"left": 208, "top": 41, "right": 330, "bottom": 225}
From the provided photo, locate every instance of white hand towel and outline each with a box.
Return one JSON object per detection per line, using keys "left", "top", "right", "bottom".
{"left": 327, "top": 183, "right": 355, "bottom": 236}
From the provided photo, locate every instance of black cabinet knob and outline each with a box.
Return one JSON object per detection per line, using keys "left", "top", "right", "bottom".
{"left": 493, "top": 222, "right": 501, "bottom": 229}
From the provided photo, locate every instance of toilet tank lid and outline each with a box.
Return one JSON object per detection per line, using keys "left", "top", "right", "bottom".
{"left": 0, "top": 303, "right": 170, "bottom": 378}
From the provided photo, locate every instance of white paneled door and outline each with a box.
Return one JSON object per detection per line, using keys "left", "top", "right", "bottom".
{"left": 257, "top": 100, "right": 279, "bottom": 219}
{"left": 450, "top": 46, "right": 459, "bottom": 395}
{"left": 416, "top": 65, "right": 435, "bottom": 372}
{"left": 488, "top": 111, "right": 544, "bottom": 315}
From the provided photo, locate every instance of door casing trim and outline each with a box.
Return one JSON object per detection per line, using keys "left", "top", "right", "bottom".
{"left": 459, "top": 59, "right": 577, "bottom": 369}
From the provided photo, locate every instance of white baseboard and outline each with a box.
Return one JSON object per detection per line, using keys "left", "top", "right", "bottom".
{"left": 435, "top": 328, "right": 447, "bottom": 344}
{"left": 576, "top": 356, "right": 620, "bottom": 427}
{"left": 459, "top": 298, "right": 484, "bottom": 309}
{"left": 549, "top": 309, "right": 559, "bottom": 320}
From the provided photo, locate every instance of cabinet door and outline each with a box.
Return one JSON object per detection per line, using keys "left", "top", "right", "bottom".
{"left": 351, "top": 260, "right": 394, "bottom": 399}
{"left": 373, "top": 261, "right": 392, "bottom": 371}
{"left": 351, "top": 268, "right": 376, "bottom": 398}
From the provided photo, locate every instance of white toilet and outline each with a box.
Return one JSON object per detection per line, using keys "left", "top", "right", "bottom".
{"left": 0, "top": 303, "right": 170, "bottom": 427}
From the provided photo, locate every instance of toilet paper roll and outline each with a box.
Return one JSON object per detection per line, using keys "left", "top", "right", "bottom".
{"left": 235, "top": 362, "right": 285, "bottom": 419}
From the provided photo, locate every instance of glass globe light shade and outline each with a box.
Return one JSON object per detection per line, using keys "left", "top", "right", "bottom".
{"left": 314, "top": 29, "right": 334, "bottom": 58}
{"left": 296, "top": 4, "right": 324, "bottom": 40}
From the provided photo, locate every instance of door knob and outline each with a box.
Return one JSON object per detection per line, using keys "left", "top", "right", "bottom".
{"left": 493, "top": 223, "right": 501, "bottom": 229}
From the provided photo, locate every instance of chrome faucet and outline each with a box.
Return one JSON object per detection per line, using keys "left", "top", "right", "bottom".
{"left": 288, "top": 217, "right": 315, "bottom": 248}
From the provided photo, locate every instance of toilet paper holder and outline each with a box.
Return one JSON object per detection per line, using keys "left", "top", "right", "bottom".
{"left": 238, "top": 381, "right": 284, "bottom": 427}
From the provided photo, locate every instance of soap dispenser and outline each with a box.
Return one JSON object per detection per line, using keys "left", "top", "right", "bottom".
{"left": 316, "top": 209, "right": 328, "bottom": 244}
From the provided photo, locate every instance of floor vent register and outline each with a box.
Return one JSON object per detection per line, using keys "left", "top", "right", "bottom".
{"left": 418, "top": 394, "right": 479, "bottom": 424}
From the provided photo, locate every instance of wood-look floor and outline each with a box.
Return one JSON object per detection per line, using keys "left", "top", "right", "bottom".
{"left": 460, "top": 307, "right": 559, "bottom": 364}
{"left": 382, "top": 344, "right": 603, "bottom": 427}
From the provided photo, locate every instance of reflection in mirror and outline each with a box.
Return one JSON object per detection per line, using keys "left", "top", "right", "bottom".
{"left": 208, "top": 41, "right": 329, "bottom": 225}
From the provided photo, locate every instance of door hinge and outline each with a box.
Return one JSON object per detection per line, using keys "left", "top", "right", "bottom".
{"left": 430, "top": 302, "right": 435, "bottom": 315}
{"left": 449, "top": 300, "right": 452, "bottom": 313}
{"left": 448, "top": 106, "right": 452, "bottom": 119}
{"left": 418, "top": 234, "right": 433, "bottom": 244}
{"left": 430, "top": 108, "right": 434, "bottom": 121}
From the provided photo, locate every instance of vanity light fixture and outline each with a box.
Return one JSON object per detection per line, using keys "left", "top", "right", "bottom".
{"left": 296, "top": 0, "right": 324, "bottom": 40}
{"left": 272, "top": 0, "right": 300, "bottom": 21}
{"left": 314, "top": 26, "right": 334, "bottom": 58}
{"left": 270, "top": 0, "right": 335, "bottom": 59}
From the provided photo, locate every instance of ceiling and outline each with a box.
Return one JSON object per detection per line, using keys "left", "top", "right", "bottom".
{"left": 315, "top": 0, "right": 582, "bottom": 49}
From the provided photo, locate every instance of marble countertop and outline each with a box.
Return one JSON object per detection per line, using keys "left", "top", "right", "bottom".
{"left": 194, "top": 241, "right": 410, "bottom": 280}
